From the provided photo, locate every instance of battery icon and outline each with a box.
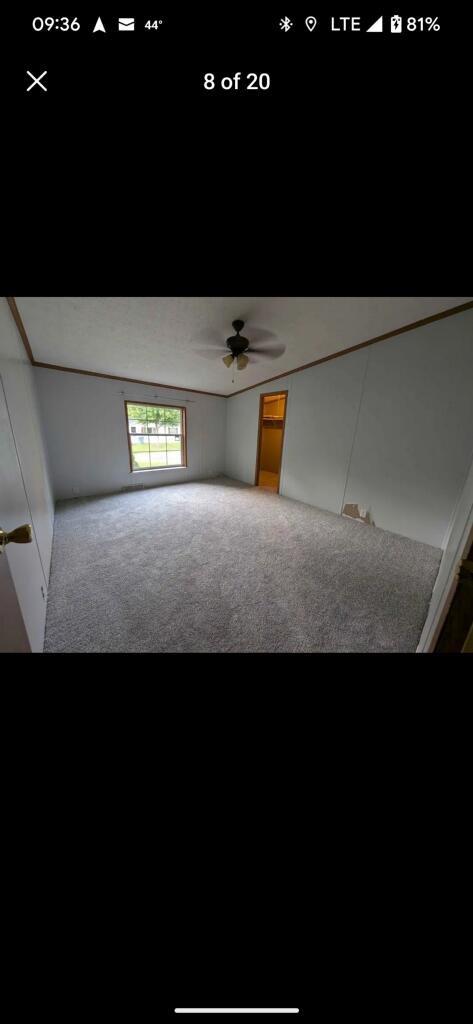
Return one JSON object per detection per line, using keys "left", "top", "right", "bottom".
{"left": 391, "top": 15, "right": 402, "bottom": 32}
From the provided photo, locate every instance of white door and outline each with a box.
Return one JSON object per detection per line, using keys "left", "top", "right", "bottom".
{"left": 0, "top": 376, "right": 48, "bottom": 652}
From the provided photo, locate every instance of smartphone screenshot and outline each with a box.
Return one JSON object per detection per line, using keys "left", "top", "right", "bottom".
{"left": 2, "top": 8, "right": 471, "bottom": 1022}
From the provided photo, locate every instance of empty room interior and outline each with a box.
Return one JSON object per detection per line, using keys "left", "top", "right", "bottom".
{"left": 1, "top": 295, "right": 472, "bottom": 654}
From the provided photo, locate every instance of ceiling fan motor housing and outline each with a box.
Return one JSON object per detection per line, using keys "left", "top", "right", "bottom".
{"left": 226, "top": 319, "right": 249, "bottom": 358}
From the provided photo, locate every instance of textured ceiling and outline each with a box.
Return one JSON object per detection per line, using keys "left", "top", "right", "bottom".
{"left": 16, "top": 296, "right": 472, "bottom": 396}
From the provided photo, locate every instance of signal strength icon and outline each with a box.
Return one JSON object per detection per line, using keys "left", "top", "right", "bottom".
{"left": 367, "top": 16, "right": 383, "bottom": 32}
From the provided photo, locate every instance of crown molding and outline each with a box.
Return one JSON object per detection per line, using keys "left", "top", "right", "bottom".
{"left": 226, "top": 300, "right": 473, "bottom": 397}
{"left": 7, "top": 298, "right": 473, "bottom": 400}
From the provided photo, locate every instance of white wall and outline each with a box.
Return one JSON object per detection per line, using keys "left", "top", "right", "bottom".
{"left": 343, "top": 310, "right": 473, "bottom": 546}
{"left": 225, "top": 350, "right": 369, "bottom": 514}
{"left": 282, "top": 350, "right": 369, "bottom": 513}
{"left": 0, "top": 299, "right": 54, "bottom": 581}
{"left": 225, "top": 307, "right": 473, "bottom": 548}
{"left": 225, "top": 385, "right": 266, "bottom": 486}
{"left": 35, "top": 367, "right": 226, "bottom": 500}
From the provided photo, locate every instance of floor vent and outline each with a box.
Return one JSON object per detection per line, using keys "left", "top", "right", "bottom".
{"left": 121, "top": 484, "right": 144, "bottom": 492}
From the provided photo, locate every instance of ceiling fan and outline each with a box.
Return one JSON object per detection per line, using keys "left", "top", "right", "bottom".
{"left": 197, "top": 319, "right": 286, "bottom": 371}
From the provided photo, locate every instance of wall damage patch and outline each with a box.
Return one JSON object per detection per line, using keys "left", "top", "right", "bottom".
{"left": 342, "top": 502, "right": 374, "bottom": 525}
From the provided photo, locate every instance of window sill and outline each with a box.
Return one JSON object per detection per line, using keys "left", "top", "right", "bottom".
{"left": 131, "top": 465, "right": 188, "bottom": 474}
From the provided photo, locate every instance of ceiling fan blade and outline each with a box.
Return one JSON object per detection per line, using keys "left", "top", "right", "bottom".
{"left": 195, "top": 347, "right": 224, "bottom": 360}
{"left": 247, "top": 328, "right": 277, "bottom": 345}
{"left": 193, "top": 328, "right": 225, "bottom": 346}
{"left": 247, "top": 344, "right": 286, "bottom": 360}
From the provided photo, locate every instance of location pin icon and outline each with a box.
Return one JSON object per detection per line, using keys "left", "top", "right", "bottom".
{"left": 305, "top": 16, "right": 317, "bottom": 31}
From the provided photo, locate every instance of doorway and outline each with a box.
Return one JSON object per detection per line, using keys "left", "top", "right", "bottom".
{"left": 0, "top": 376, "right": 47, "bottom": 651}
{"left": 255, "top": 391, "right": 288, "bottom": 493}
{"left": 434, "top": 532, "right": 473, "bottom": 652}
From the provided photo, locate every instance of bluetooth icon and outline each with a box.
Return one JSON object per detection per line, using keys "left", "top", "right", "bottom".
{"left": 279, "top": 17, "right": 293, "bottom": 32}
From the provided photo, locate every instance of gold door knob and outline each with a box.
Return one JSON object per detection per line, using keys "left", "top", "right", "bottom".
{"left": 0, "top": 524, "right": 32, "bottom": 552}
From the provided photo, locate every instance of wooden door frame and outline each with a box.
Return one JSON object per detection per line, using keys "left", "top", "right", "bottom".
{"left": 254, "top": 390, "right": 288, "bottom": 493}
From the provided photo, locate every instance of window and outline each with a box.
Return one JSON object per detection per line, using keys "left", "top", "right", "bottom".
{"left": 125, "top": 401, "right": 187, "bottom": 472}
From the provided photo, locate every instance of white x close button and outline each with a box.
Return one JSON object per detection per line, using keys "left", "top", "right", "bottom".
{"left": 27, "top": 70, "right": 48, "bottom": 92}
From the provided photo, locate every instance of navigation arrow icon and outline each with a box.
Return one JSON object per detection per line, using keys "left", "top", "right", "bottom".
{"left": 93, "top": 17, "right": 106, "bottom": 33}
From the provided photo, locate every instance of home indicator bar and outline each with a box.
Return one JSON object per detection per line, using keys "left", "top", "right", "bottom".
{"left": 174, "top": 1012, "right": 300, "bottom": 1015}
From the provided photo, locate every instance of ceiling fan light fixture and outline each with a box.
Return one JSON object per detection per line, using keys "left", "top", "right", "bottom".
{"left": 222, "top": 353, "right": 234, "bottom": 368}
{"left": 236, "top": 353, "right": 249, "bottom": 370}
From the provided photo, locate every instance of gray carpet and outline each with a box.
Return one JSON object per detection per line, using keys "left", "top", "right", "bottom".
{"left": 44, "top": 477, "right": 441, "bottom": 653}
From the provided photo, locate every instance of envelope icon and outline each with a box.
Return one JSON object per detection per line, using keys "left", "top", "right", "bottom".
{"left": 118, "top": 18, "right": 134, "bottom": 31}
